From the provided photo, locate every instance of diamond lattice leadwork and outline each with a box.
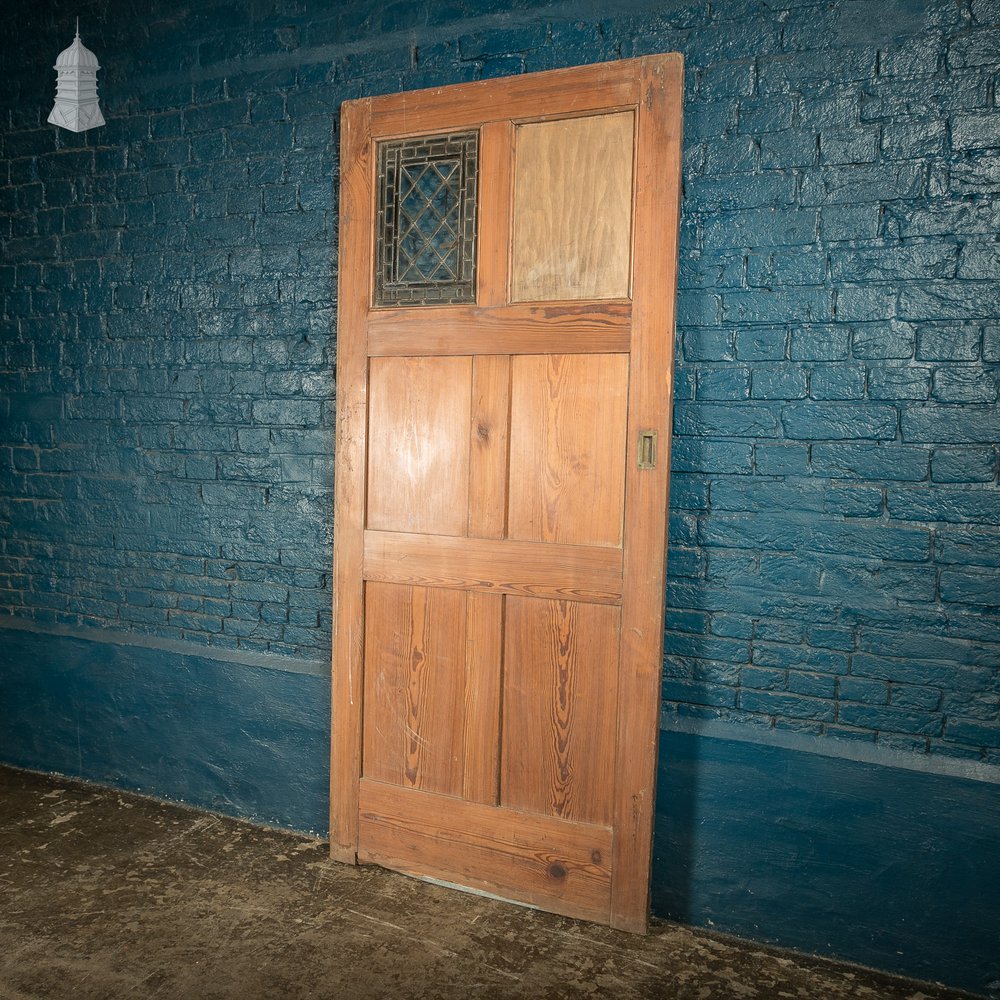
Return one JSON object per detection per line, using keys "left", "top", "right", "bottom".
{"left": 375, "top": 131, "right": 478, "bottom": 306}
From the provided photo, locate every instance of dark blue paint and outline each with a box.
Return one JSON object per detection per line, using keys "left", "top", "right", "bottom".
{"left": 0, "top": 626, "right": 330, "bottom": 834}
{"left": 653, "top": 726, "right": 1000, "bottom": 996}
{"left": 2, "top": 0, "right": 1000, "bottom": 992}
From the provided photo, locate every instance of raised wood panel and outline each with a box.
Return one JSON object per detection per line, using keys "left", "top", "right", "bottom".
{"left": 367, "top": 302, "right": 631, "bottom": 357}
{"left": 501, "top": 598, "right": 620, "bottom": 826}
{"left": 358, "top": 779, "right": 613, "bottom": 923}
{"left": 362, "top": 583, "right": 467, "bottom": 795}
{"left": 508, "top": 354, "right": 628, "bottom": 548}
{"left": 512, "top": 113, "right": 634, "bottom": 302}
{"left": 366, "top": 356, "right": 472, "bottom": 536}
{"left": 364, "top": 530, "right": 624, "bottom": 604}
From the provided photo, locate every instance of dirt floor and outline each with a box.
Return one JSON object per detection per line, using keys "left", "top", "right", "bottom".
{"left": 0, "top": 765, "right": 976, "bottom": 1000}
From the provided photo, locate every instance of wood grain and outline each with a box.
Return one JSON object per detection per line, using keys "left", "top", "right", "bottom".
{"left": 610, "top": 53, "right": 684, "bottom": 933}
{"left": 508, "top": 354, "right": 629, "bottom": 548}
{"left": 478, "top": 120, "right": 513, "bottom": 307}
{"left": 335, "top": 54, "right": 683, "bottom": 934}
{"left": 368, "top": 60, "right": 640, "bottom": 138}
{"left": 462, "top": 592, "right": 504, "bottom": 804}
{"left": 358, "top": 778, "right": 613, "bottom": 923}
{"left": 367, "top": 302, "right": 630, "bottom": 357}
{"left": 501, "top": 598, "right": 620, "bottom": 826}
{"left": 512, "top": 113, "right": 634, "bottom": 302}
{"left": 364, "top": 530, "right": 624, "bottom": 604}
{"left": 362, "top": 583, "right": 467, "bottom": 796}
{"left": 366, "top": 356, "right": 472, "bottom": 536}
{"left": 468, "top": 355, "right": 510, "bottom": 540}
{"left": 330, "top": 96, "right": 373, "bottom": 864}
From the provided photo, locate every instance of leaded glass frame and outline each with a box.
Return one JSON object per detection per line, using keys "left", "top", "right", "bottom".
{"left": 374, "top": 131, "right": 479, "bottom": 307}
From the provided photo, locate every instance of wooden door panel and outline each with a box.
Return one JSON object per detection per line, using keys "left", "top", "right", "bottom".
{"left": 333, "top": 55, "right": 683, "bottom": 931}
{"left": 362, "top": 582, "right": 467, "bottom": 795}
{"left": 358, "top": 779, "right": 613, "bottom": 923}
{"left": 508, "top": 354, "right": 628, "bottom": 548}
{"left": 367, "top": 356, "right": 472, "bottom": 535}
{"left": 512, "top": 113, "right": 635, "bottom": 302}
{"left": 501, "top": 597, "right": 620, "bottom": 825}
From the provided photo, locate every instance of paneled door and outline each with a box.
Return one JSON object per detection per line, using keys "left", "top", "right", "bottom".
{"left": 332, "top": 55, "right": 683, "bottom": 931}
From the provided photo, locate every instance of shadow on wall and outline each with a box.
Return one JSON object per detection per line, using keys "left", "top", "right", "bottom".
{"left": 651, "top": 712, "right": 1000, "bottom": 997}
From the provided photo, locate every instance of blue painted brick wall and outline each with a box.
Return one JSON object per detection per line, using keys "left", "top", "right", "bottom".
{"left": 1, "top": 0, "right": 998, "bottom": 761}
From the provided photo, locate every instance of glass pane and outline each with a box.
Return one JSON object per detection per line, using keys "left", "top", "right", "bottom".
{"left": 375, "top": 131, "right": 479, "bottom": 306}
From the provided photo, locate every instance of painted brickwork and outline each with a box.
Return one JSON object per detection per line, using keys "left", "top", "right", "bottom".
{"left": 1, "top": 1, "right": 998, "bottom": 758}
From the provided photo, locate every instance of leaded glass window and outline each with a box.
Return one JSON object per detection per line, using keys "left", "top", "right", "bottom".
{"left": 374, "top": 131, "right": 479, "bottom": 306}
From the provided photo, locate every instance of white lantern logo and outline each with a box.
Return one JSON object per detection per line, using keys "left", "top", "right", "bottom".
{"left": 48, "top": 20, "right": 105, "bottom": 133}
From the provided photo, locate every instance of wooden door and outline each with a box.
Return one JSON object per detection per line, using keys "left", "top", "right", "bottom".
{"left": 332, "top": 55, "right": 683, "bottom": 932}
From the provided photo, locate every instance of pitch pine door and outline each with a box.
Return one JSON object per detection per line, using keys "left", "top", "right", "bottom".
{"left": 332, "top": 55, "right": 683, "bottom": 931}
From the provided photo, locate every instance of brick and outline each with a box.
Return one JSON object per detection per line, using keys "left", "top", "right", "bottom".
{"left": 809, "top": 366, "right": 865, "bottom": 400}
{"left": 703, "top": 207, "right": 818, "bottom": 250}
{"left": 958, "top": 243, "right": 1000, "bottom": 280}
{"left": 838, "top": 704, "right": 942, "bottom": 736}
{"left": 891, "top": 684, "right": 941, "bottom": 711}
{"left": 820, "top": 127, "right": 878, "bottom": 165}
{"left": 700, "top": 513, "right": 930, "bottom": 561}
{"left": 935, "top": 529, "right": 1000, "bottom": 568}
{"left": 893, "top": 201, "right": 1000, "bottom": 238}
{"left": 735, "top": 327, "right": 787, "bottom": 361}
{"left": 868, "top": 365, "right": 931, "bottom": 400}
{"left": 951, "top": 112, "right": 1000, "bottom": 152}
{"left": 944, "top": 718, "right": 1000, "bottom": 748}
{"left": 900, "top": 281, "right": 1000, "bottom": 322}
{"left": 839, "top": 676, "right": 888, "bottom": 704}
{"left": 800, "top": 163, "right": 925, "bottom": 206}
{"left": 782, "top": 403, "right": 897, "bottom": 441}
{"left": 740, "top": 690, "right": 836, "bottom": 721}
{"left": 889, "top": 486, "right": 1000, "bottom": 525}
{"left": 829, "top": 244, "right": 958, "bottom": 283}
{"left": 931, "top": 447, "right": 997, "bottom": 484}
{"left": 674, "top": 402, "right": 780, "bottom": 438}
{"left": 820, "top": 203, "right": 882, "bottom": 242}
{"left": 741, "top": 666, "right": 786, "bottom": 691}
{"left": 834, "top": 285, "right": 897, "bottom": 324}
{"left": 916, "top": 325, "right": 982, "bottom": 361}
{"left": 932, "top": 367, "right": 998, "bottom": 404}
{"left": 751, "top": 367, "right": 808, "bottom": 400}
{"left": 902, "top": 405, "right": 1000, "bottom": 444}
{"left": 671, "top": 439, "right": 753, "bottom": 475}
{"left": 752, "top": 251, "right": 826, "bottom": 291}
{"left": 788, "top": 671, "right": 836, "bottom": 698}
{"left": 940, "top": 568, "right": 1000, "bottom": 606}
{"left": 850, "top": 322, "right": 915, "bottom": 361}
{"left": 697, "top": 367, "right": 751, "bottom": 400}
{"left": 754, "top": 443, "right": 810, "bottom": 476}
{"left": 811, "top": 443, "right": 928, "bottom": 482}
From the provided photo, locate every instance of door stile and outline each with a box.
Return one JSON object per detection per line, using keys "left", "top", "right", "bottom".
{"left": 331, "top": 96, "right": 374, "bottom": 864}
{"left": 477, "top": 121, "right": 514, "bottom": 308}
{"left": 610, "top": 54, "right": 684, "bottom": 931}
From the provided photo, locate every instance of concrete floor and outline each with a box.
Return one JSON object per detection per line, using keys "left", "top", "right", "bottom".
{"left": 0, "top": 766, "right": 974, "bottom": 1000}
